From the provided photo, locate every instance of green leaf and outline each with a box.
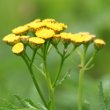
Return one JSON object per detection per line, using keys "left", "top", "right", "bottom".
{"left": 0, "top": 98, "right": 17, "bottom": 109}
{"left": 14, "top": 95, "right": 28, "bottom": 108}
{"left": 17, "top": 108, "right": 38, "bottom": 110}
{"left": 104, "top": 95, "right": 110, "bottom": 110}
{"left": 83, "top": 100, "right": 91, "bottom": 110}
{"left": 24, "top": 98, "right": 39, "bottom": 109}
{"left": 98, "top": 82, "right": 106, "bottom": 110}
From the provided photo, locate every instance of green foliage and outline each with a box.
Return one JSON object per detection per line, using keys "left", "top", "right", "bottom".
{"left": 0, "top": 95, "right": 43, "bottom": 110}
{"left": 97, "top": 81, "right": 110, "bottom": 110}
{"left": 98, "top": 82, "right": 106, "bottom": 110}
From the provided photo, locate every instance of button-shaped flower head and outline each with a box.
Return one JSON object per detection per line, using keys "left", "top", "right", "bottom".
{"left": 3, "top": 34, "right": 20, "bottom": 45}
{"left": 12, "top": 25, "right": 29, "bottom": 35}
{"left": 12, "top": 42, "right": 24, "bottom": 55}
{"left": 35, "top": 28, "right": 55, "bottom": 39}
{"left": 29, "top": 37, "right": 45, "bottom": 48}
{"left": 82, "top": 35, "right": 93, "bottom": 44}
{"left": 94, "top": 38, "right": 106, "bottom": 50}
{"left": 71, "top": 34, "right": 84, "bottom": 45}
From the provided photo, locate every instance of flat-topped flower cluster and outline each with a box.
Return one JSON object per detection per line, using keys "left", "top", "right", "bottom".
{"left": 2, "top": 18, "right": 107, "bottom": 110}
{"left": 3, "top": 18, "right": 106, "bottom": 55}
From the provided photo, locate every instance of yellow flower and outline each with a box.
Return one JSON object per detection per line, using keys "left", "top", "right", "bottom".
{"left": 20, "top": 36, "right": 29, "bottom": 43}
{"left": 70, "top": 33, "right": 94, "bottom": 45}
{"left": 35, "top": 28, "right": 55, "bottom": 39}
{"left": 82, "top": 35, "right": 93, "bottom": 43}
{"left": 44, "top": 22, "right": 67, "bottom": 32}
{"left": 3, "top": 34, "right": 20, "bottom": 45}
{"left": 78, "top": 32, "right": 90, "bottom": 36}
{"left": 29, "top": 37, "right": 45, "bottom": 45}
{"left": 71, "top": 34, "right": 84, "bottom": 45}
{"left": 32, "top": 19, "right": 41, "bottom": 23}
{"left": 12, "top": 42, "right": 24, "bottom": 55}
{"left": 60, "top": 32, "right": 73, "bottom": 40}
{"left": 42, "top": 18, "right": 56, "bottom": 23}
{"left": 27, "top": 21, "right": 44, "bottom": 30}
{"left": 12, "top": 25, "right": 29, "bottom": 35}
{"left": 94, "top": 38, "right": 106, "bottom": 49}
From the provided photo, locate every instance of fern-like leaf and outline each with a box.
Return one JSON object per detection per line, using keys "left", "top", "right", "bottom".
{"left": 98, "top": 82, "right": 106, "bottom": 110}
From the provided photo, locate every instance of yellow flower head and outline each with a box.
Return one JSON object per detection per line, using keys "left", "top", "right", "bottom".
{"left": 32, "top": 19, "right": 41, "bottom": 23}
{"left": 35, "top": 28, "right": 55, "bottom": 39}
{"left": 27, "top": 21, "right": 44, "bottom": 30}
{"left": 12, "top": 25, "right": 29, "bottom": 35}
{"left": 29, "top": 37, "right": 45, "bottom": 46}
{"left": 94, "top": 38, "right": 106, "bottom": 49}
{"left": 90, "top": 34, "right": 96, "bottom": 39}
{"left": 78, "top": 32, "right": 90, "bottom": 36}
{"left": 12, "top": 42, "right": 24, "bottom": 55}
{"left": 44, "top": 22, "right": 67, "bottom": 32}
{"left": 82, "top": 35, "right": 93, "bottom": 43}
{"left": 3, "top": 34, "right": 20, "bottom": 45}
{"left": 20, "top": 36, "right": 29, "bottom": 43}
{"left": 70, "top": 34, "right": 84, "bottom": 45}
{"left": 60, "top": 32, "right": 73, "bottom": 40}
{"left": 42, "top": 18, "right": 56, "bottom": 23}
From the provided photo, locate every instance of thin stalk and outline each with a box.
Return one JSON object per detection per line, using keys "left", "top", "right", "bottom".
{"left": 53, "top": 46, "right": 75, "bottom": 88}
{"left": 44, "top": 58, "right": 55, "bottom": 110}
{"left": 78, "top": 68, "right": 84, "bottom": 110}
{"left": 53, "top": 55, "right": 65, "bottom": 88}
{"left": 78, "top": 45, "right": 87, "bottom": 110}
{"left": 30, "top": 49, "right": 37, "bottom": 66}
{"left": 22, "top": 55, "right": 47, "bottom": 108}
{"left": 84, "top": 51, "right": 97, "bottom": 69}
{"left": 64, "top": 46, "right": 76, "bottom": 59}
{"left": 43, "top": 42, "right": 55, "bottom": 110}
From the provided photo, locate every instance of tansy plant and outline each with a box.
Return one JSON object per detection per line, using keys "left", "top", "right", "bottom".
{"left": 2, "top": 18, "right": 106, "bottom": 110}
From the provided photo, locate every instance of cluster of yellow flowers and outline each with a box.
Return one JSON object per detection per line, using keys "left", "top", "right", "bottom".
{"left": 3, "top": 18, "right": 106, "bottom": 55}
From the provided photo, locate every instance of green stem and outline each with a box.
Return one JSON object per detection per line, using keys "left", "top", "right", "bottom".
{"left": 84, "top": 50, "right": 97, "bottom": 69}
{"left": 22, "top": 55, "right": 47, "bottom": 108}
{"left": 43, "top": 43, "right": 55, "bottom": 110}
{"left": 30, "top": 49, "right": 37, "bottom": 67}
{"left": 78, "top": 68, "right": 84, "bottom": 110}
{"left": 53, "top": 55, "right": 65, "bottom": 88}
{"left": 53, "top": 46, "right": 75, "bottom": 88}
{"left": 78, "top": 45, "right": 87, "bottom": 110}
{"left": 44, "top": 56, "right": 55, "bottom": 110}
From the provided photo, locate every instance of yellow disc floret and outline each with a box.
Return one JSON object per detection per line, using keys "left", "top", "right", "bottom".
{"left": 78, "top": 32, "right": 90, "bottom": 36}
{"left": 94, "top": 38, "right": 106, "bottom": 49}
{"left": 3, "top": 34, "right": 20, "bottom": 45}
{"left": 12, "top": 25, "right": 29, "bottom": 35}
{"left": 60, "top": 32, "right": 73, "bottom": 40}
{"left": 27, "top": 22, "right": 44, "bottom": 30}
{"left": 42, "top": 18, "right": 56, "bottom": 23}
{"left": 82, "top": 35, "right": 93, "bottom": 43}
{"left": 35, "top": 28, "right": 55, "bottom": 39}
{"left": 44, "top": 22, "right": 67, "bottom": 32}
{"left": 70, "top": 34, "right": 83, "bottom": 45}
{"left": 29, "top": 37, "right": 45, "bottom": 45}
{"left": 12, "top": 42, "right": 24, "bottom": 55}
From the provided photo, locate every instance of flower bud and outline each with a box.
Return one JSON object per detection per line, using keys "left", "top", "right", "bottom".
{"left": 94, "top": 38, "right": 106, "bottom": 50}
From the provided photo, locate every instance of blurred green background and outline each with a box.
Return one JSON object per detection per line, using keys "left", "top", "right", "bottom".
{"left": 0, "top": 0, "right": 110, "bottom": 110}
